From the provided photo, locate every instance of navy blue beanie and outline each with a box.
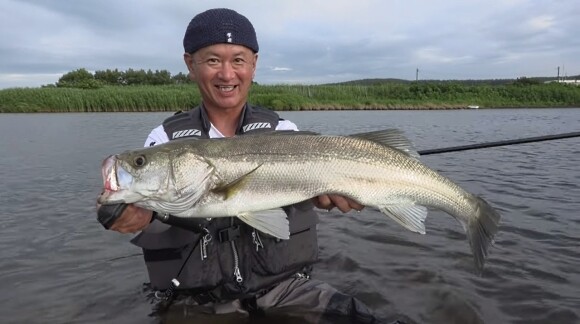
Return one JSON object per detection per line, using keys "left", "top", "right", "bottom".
{"left": 183, "top": 8, "right": 259, "bottom": 54}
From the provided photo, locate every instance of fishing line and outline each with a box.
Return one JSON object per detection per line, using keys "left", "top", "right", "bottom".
{"left": 107, "top": 253, "right": 143, "bottom": 262}
{"left": 417, "top": 131, "right": 580, "bottom": 155}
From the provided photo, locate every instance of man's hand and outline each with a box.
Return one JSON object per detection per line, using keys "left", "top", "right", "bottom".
{"left": 312, "top": 194, "right": 364, "bottom": 213}
{"left": 96, "top": 203, "right": 153, "bottom": 233}
{"left": 110, "top": 205, "right": 153, "bottom": 233}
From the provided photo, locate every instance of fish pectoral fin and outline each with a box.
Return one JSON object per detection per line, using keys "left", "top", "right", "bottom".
{"left": 349, "top": 129, "right": 420, "bottom": 159}
{"left": 379, "top": 204, "right": 427, "bottom": 234}
{"left": 237, "top": 209, "right": 290, "bottom": 240}
{"left": 213, "top": 164, "right": 263, "bottom": 200}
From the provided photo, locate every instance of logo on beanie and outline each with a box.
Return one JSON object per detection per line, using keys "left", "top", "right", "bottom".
{"left": 226, "top": 32, "right": 232, "bottom": 43}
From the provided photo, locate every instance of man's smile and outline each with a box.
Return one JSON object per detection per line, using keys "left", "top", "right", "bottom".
{"left": 217, "top": 85, "right": 237, "bottom": 92}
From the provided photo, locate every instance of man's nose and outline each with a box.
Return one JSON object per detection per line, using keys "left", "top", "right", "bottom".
{"left": 217, "top": 62, "right": 235, "bottom": 80}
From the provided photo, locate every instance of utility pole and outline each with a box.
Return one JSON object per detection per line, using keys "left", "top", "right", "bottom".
{"left": 562, "top": 64, "right": 566, "bottom": 81}
{"left": 557, "top": 66, "right": 560, "bottom": 82}
{"left": 416, "top": 68, "right": 419, "bottom": 81}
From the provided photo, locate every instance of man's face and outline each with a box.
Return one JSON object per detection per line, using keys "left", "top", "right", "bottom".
{"left": 184, "top": 44, "right": 257, "bottom": 112}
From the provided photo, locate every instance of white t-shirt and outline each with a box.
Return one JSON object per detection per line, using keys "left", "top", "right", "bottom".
{"left": 144, "top": 119, "right": 298, "bottom": 147}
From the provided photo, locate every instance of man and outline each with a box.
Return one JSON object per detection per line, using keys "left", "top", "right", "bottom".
{"left": 98, "top": 8, "right": 381, "bottom": 323}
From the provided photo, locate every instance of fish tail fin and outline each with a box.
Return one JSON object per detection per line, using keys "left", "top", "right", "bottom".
{"left": 466, "top": 196, "right": 501, "bottom": 273}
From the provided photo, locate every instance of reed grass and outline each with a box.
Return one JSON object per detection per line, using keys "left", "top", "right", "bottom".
{"left": 1, "top": 83, "right": 579, "bottom": 113}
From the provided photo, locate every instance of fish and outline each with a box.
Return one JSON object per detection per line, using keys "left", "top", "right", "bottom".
{"left": 97, "top": 129, "right": 500, "bottom": 271}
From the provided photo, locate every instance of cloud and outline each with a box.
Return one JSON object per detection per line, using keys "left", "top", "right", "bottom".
{"left": 412, "top": 47, "right": 474, "bottom": 64}
{"left": 525, "top": 15, "right": 555, "bottom": 32}
{"left": 272, "top": 67, "right": 293, "bottom": 72}
{"left": 0, "top": 73, "right": 62, "bottom": 88}
{"left": 0, "top": 0, "right": 578, "bottom": 88}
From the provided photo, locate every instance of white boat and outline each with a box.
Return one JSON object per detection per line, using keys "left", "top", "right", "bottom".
{"left": 467, "top": 105, "right": 479, "bottom": 109}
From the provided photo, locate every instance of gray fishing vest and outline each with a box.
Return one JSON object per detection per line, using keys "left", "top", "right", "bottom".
{"left": 131, "top": 104, "right": 319, "bottom": 301}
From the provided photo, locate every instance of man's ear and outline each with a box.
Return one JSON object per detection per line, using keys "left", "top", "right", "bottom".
{"left": 183, "top": 53, "right": 196, "bottom": 81}
{"left": 252, "top": 53, "right": 258, "bottom": 79}
{"left": 253, "top": 53, "right": 259, "bottom": 70}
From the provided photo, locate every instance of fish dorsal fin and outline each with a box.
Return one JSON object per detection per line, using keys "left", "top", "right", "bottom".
{"left": 349, "top": 129, "right": 420, "bottom": 159}
{"left": 213, "top": 164, "right": 262, "bottom": 200}
{"left": 237, "top": 209, "right": 290, "bottom": 239}
{"left": 379, "top": 203, "right": 427, "bottom": 234}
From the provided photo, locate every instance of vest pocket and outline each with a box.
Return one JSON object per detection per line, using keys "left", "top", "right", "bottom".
{"left": 251, "top": 226, "right": 318, "bottom": 276}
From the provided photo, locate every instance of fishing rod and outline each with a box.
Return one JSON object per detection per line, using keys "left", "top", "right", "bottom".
{"left": 417, "top": 131, "right": 580, "bottom": 156}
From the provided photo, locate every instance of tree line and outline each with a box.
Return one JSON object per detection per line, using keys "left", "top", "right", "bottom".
{"left": 46, "top": 68, "right": 194, "bottom": 89}
{"left": 49, "top": 68, "right": 577, "bottom": 90}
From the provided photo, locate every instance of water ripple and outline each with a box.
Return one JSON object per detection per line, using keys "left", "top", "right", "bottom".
{"left": 1, "top": 110, "right": 580, "bottom": 323}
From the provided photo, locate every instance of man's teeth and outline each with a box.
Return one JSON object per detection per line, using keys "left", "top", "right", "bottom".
{"left": 219, "top": 86, "right": 235, "bottom": 92}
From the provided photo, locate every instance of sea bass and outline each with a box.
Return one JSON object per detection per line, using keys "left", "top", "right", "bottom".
{"left": 98, "top": 129, "right": 500, "bottom": 270}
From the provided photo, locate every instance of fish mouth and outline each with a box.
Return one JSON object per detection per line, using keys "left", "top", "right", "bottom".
{"left": 102, "top": 155, "right": 119, "bottom": 192}
{"left": 98, "top": 155, "right": 136, "bottom": 205}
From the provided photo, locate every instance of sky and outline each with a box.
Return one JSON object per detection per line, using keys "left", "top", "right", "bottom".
{"left": 1, "top": 0, "right": 579, "bottom": 89}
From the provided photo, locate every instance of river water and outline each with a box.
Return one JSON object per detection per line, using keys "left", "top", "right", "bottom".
{"left": 0, "top": 108, "right": 579, "bottom": 324}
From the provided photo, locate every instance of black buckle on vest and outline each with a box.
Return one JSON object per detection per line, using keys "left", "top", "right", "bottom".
{"left": 218, "top": 225, "right": 241, "bottom": 243}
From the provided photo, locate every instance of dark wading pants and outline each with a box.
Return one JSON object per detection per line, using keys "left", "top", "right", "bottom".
{"left": 156, "top": 276, "right": 386, "bottom": 324}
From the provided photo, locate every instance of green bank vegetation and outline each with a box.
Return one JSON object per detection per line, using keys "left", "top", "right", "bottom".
{"left": 1, "top": 68, "right": 579, "bottom": 113}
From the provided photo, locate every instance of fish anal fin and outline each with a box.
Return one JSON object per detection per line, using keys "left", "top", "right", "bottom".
{"left": 379, "top": 204, "right": 427, "bottom": 234}
{"left": 237, "top": 209, "right": 290, "bottom": 240}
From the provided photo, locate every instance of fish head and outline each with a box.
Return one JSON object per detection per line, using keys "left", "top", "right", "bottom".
{"left": 98, "top": 147, "right": 174, "bottom": 205}
{"left": 97, "top": 144, "right": 215, "bottom": 214}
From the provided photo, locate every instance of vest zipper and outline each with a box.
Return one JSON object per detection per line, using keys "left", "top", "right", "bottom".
{"left": 274, "top": 227, "right": 311, "bottom": 243}
{"left": 252, "top": 229, "right": 264, "bottom": 251}
{"left": 228, "top": 218, "right": 243, "bottom": 285}
{"left": 200, "top": 228, "right": 211, "bottom": 260}
{"left": 231, "top": 241, "right": 243, "bottom": 284}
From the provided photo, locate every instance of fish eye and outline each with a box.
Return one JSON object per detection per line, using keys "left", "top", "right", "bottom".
{"left": 133, "top": 155, "right": 147, "bottom": 167}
